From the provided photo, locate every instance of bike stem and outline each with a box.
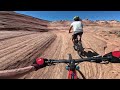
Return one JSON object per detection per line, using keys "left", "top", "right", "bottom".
{"left": 66, "top": 59, "right": 79, "bottom": 79}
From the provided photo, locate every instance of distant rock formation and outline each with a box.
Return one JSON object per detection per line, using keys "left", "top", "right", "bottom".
{"left": 0, "top": 11, "right": 50, "bottom": 32}
{"left": 0, "top": 11, "right": 120, "bottom": 31}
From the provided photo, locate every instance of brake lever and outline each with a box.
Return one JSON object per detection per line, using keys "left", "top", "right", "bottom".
{"left": 100, "top": 61, "right": 109, "bottom": 64}
{"left": 93, "top": 55, "right": 102, "bottom": 58}
{"left": 47, "top": 63, "right": 56, "bottom": 66}
{"left": 90, "top": 55, "right": 111, "bottom": 64}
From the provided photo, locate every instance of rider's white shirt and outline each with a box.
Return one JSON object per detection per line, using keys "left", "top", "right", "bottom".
{"left": 71, "top": 21, "right": 83, "bottom": 32}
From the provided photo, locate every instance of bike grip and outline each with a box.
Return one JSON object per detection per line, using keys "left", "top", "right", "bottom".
{"left": 36, "top": 58, "right": 44, "bottom": 65}
{"left": 34, "top": 58, "right": 48, "bottom": 65}
{"left": 32, "top": 58, "right": 49, "bottom": 70}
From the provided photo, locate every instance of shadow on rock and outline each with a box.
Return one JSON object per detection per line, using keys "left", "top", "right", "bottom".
{"left": 83, "top": 51, "right": 99, "bottom": 57}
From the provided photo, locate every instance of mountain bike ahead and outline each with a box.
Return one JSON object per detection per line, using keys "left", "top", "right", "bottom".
{"left": 73, "top": 36, "right": 84, "bottom": 58}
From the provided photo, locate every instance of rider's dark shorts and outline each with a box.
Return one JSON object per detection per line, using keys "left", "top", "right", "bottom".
{"left": 72, "top": 32, "right": 83, "bottom": 40}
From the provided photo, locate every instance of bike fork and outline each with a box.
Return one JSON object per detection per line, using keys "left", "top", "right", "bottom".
{"left": 67, "top": 70, "right": 78, "bottom": 79}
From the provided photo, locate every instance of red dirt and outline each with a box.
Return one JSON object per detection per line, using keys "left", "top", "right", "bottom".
{"left": 0, "top": 11, "right": 120, "bottom": 79}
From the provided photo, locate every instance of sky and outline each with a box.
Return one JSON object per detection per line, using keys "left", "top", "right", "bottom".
{"left": 15, "top": 11, "right": 120, "bottom": 21}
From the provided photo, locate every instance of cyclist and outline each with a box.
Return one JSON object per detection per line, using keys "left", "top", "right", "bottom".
{"left": 69, "top": 16, "right": 83, "bottom": 44}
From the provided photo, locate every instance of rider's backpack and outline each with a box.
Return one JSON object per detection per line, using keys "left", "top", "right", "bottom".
{"left": 103, "top": 51, "right": 120, "bottom": 63}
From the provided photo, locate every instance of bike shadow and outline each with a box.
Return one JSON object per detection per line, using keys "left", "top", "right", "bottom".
{"left": 83, "top": 50, "right": 99, "bottom": 57}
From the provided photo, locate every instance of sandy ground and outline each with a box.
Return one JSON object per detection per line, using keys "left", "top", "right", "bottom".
{"left": 0, "top": 26, "right": 119, "bottom": 79}
{"left": 0, "top": 11, "right": 120, "bottom": 79}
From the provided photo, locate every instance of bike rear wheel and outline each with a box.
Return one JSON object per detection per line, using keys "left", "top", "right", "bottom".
{"left": 68, "top": 54, "right": 72, "bottom": 60}
{"left": 77, "top": 41, "right": 84, "bottom": 58}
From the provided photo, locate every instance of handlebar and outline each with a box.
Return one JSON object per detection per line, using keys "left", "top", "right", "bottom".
{"left": 45, "top": 55, "right": 112, "bottom": 64}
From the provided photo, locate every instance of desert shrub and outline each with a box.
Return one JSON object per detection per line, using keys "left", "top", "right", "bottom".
{"left": 117, "top": 31, "right": 120, "bottom": 37}
{"left": 109, "top": 31, "right": 113, "bottom": 34}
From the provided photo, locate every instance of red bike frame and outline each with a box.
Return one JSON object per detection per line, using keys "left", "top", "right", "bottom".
{"left": 68, "top": 70, "right": 78, "bottom": 79}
